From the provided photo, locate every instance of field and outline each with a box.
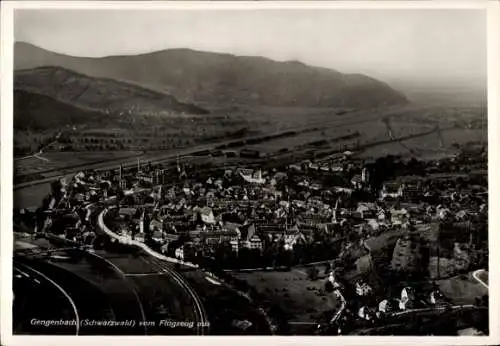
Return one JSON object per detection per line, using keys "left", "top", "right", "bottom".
{"left": 366, "top": 229, "right": 402, "bottom": 254}
{"left": 437, "top": 273, "right": 488, "bottom": 305}
{"left": 14, "top": 150, "right": 144, "bottom": 177}
{"left": 363, "top": 229, "right": 403, "bottom": 287}
{"left": 230, "top": 268, "right": 339, "bottom": 334}
{"left": 13, "top": 101, "right": 487, "bottom": 211}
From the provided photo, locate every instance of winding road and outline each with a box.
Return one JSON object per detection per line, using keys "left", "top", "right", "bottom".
{"left": 472, "top": 269, "right": 489, "bottom": 290}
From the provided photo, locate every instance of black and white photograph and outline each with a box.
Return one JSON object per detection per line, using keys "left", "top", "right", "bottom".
{"left": 2, "top": 0, "right": 497, "bottom": 342}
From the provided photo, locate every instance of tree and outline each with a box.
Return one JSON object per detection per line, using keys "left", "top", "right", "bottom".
{"left": 325, "top": 280, "right": 334, "bottom": 293}
{"left": 324, "top": 262, "right": 332, "bottom": 274}
{"left": 308, "top": 266, "right": 319, "bottom": 281}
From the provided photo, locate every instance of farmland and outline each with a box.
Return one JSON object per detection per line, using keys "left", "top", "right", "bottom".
{"left": 13, "top": 101, "right": 487, "bottom": 211}
{"left": 229, "top": 268, "right": 339, "bottom": 334}
{"left": 15, "top": 151, "right": 144, "bottom": 177}
{"left": 437, "top": 273, "right": 488, "bottom": 305}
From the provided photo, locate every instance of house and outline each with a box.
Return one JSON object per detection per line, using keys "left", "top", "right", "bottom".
{"left": 201, "top": 230, "right": 239, "bottom": 249}
{"left": 358, "top": 306, "right": 373, "bottom": 321}
{"left": 436, "top": 206, "right": 451, "bottom": 220}
{"left": 377, "top": 209, "right": 386, "bottom": 221}
{"left": 334, "top": 187, "right": 353, "bottom": 195}
{"left": 330, "top": 163, "right": 344, "bottom": 173}
{"left": 390, "top": 208, "right": 408, "bottom": 225}
{"left": 160, "top": 243, "right": 170, "bottom": 254}
{"left": 199, "top": 207, "right": 216, "bottom": 224}
{"left": 355, "top": 281, "right": 373, "bottom": 296}
{"left": 429, "top": 289, "right": 447, "bottom": 307}
{"left": 118, "top": 207, "right": 137, "bottom": 219}
{"left": 175, "top": 246, "right": 184, "bottom": 260}
{"left": 230, "top": 239, "right": 239, "bottom": 253}
{"left": 152, "top": 229, "right": 164, "bottom": 243}
{"left": 378, "top": 299, "right": 394, "bottom": 314}
{"left": 163, "top": 233, "right": 180, "bottom": 247}
{"left": 361, "top": 167, "right": 369, "bottom": 183}
{"left": 150, "top": 219, "right": 163, "bottom": 232}
{"left": 134, "top": 232, "right": 145, "bottom": 242}
{"left": 283, "top": 226, "right": 306, "bottom": 250}
{"left": 356, "top": 203, "right": 377, "bottom": 219}
{"left": 380, "top": 182, "right": 403, "bottom": 199}
{"left": 119, "top": 228, "right": 131, "bottom": 238}
{"left": 351, "top": 175, "right": 363, "bottom": 189}
{"left": 249, "top": 235, "right": 263, "bottom": 251}
{"left": 401, "top": 184, "right": 423, "bottom": 199}
{"left": 399, "top": 287, "right": 416, "bottom": 310}
{"left": 239, "top": 224, "right": 255, "bottom": 246}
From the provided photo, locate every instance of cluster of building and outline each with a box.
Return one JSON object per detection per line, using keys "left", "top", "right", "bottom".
{"left": 93, "top": 145, "right": 486, "bottom": 273}
{"left": 28, "top": 143, "right": 487, "bottom": 272}
{"left": 19, "top": 140, "right": 487, "bottom": 335}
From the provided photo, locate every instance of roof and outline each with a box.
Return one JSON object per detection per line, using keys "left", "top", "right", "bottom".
{"left": 223, "top": 222, "right": 241, "bottom": 232}
{"left": 150, "top": 219, "right": 163, "bottom": 230}
{"left": 200, "top": 206, "right": 213, "bottom": 215}
{"left": 383, "top": 182, "right": 400, "bottom": 193}
{"left": 201, "top": 230, "right": 239, "bottom": 238}
{"left": 152, "top": 230, "right": 163, "bottom": 238}
{"left": 119, "top": 208, "right": 137, "bottom": 216}
{"left": 351, "top": 175, "right": 363, "bottom": 183}
{"left": 249, "top": 234, "right": 262, "bottom": 242}
{"left": 239, "top": 224, "right": 255, "bottom": 240}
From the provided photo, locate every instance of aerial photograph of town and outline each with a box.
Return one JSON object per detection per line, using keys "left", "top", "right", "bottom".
{"left": 10, "top": 5, "right": 489, "bottom": 337}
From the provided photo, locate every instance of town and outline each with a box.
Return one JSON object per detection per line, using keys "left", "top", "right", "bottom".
{"left": 14, "top": 142, "right": 489, "bottom": 335}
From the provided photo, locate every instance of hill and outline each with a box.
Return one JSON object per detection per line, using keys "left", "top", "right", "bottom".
{"left": 15, "top": 66, "right": 208, "bottom": 117}
{"left": 15, "top": 42, "right": 408, "bottom": 108}
{"left": 14, "top": 89, "right": 106, "bottom": 130}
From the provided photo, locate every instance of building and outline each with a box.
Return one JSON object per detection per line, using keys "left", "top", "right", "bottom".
{"left": 152, "top": 229, "right": 164, "bottom": 243}
{"left": 390, "top": 208, "right": 409, "bottom": 225}
{"left": 150, "top": 219, "right": 163, "bottom": 233}
{"left": 240, "top": 169, "right": 265, "bottom": 184}
{"left": 200, "top": 230, "right": 239, "bottom": 249}
{"left": 199, "top": 207, "right": 216, "bottom": 224}
{"left": 357, "top": 203, "right": 377, "bottom": 219}
{"left": 134, "top": 232, "right": 145, "bottom": 242}
{"left": 377, "top": 299, "right": 394, "bottom": 314}
{"left": 351, "top": 175, "right": 363, "bottom": 189}
{"left": 355, "top": 281, "right": 373, "bottom": 296}
{"left": 361, "top": 167, "right": 369, "bottom": 183}
{"left": 283, "top": 226, "right": 306, "bottom": 250}
{"left": 249, "top": 235, "right": 263, "bottom": 251}
{"left": 230, "top": 239, "right": 239, "bottom": 253}
{"left": 163, "top": 233, "right": 180, "bottom": 247}
{"left": 139, "top": 211, "right": 145, "bottom": 233}
{"left": 175, "top": 246, "right": 184, "bottom": 260}
{"left": 380, "top": 182, "right": 403, "bottom": 199}
{"left": 399, "top": 287, "right": 416, "bottom": 310}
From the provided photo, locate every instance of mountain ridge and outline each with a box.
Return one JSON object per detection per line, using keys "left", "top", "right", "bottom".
{"left": 15, "top": 65, "right": 208, "bottom": 116}
{"left": 15, "top": 41, "right": 408, "bottom": 108}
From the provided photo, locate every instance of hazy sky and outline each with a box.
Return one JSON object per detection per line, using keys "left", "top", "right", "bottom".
{"left": 14, "top": 9, "right": 486, "bottom": 90}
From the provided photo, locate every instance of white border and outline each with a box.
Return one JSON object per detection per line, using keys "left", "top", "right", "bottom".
{"left": 1, "top": 1, "right": 499, "bottom": 346}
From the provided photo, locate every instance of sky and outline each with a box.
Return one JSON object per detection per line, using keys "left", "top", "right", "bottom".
{"left": 14, "top": 8, "right": 487, "bottom": 91}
